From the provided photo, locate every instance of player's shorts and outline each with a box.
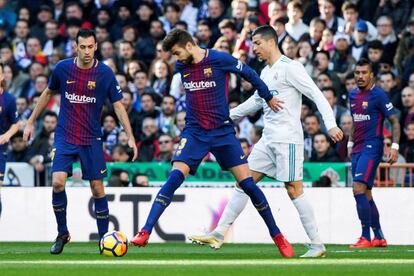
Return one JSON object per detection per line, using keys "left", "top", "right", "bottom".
{"left": 351, "top": 146, "right": 383, "bottom": 189}
{"left": 0, "top": 145, "right": 6, "bottom": 182}
{"left": 248, "top": 139, "right": 304, "bottom": 182}
{"left": 52, "top": 138, "right": 107, "bottom": 180}
{"left": 172, "top": 126, "right": 247, "bottom": 175}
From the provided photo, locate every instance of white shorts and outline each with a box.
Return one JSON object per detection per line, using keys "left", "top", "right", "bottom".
{"left": 247, "top": 139, "right": 304, "bottom": 182}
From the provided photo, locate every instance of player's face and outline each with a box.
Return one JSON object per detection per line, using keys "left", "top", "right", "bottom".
{"left": 76, "top": 36, "right": 97, "bottom": 65}
{"left": 252, "top": 34, "right": 273, "bottom": 61}
{"left": 171, "top": 44, "right": 193, "bottom": 65}
{"left": 354, "top": 65, "right": 373, "bottom": 90}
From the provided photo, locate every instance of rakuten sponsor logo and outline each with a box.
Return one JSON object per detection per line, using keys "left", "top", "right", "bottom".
{"left": 65, "top": 91, "right": 96, "bottom": 104}
{"left": 183, "top": 80, "right": 217, "bottom": 91}
{"left": 353, "top": 113, "right": 371, "bottom": 122}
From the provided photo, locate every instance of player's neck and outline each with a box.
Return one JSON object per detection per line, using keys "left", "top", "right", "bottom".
{"left": 76, "top": 57, "right": 95, "bottom": 69}
{"left": 192, "top": 47, "right": 207, "bottom": 64}
{"left": 360, "top": 82, "right": 375, "bottom": 92}
{"left": 267, "top": 50, "right": 282, "bottom": 67}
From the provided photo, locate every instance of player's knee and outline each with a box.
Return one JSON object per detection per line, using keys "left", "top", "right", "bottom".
{"left": 52, "top": 179, "right": 65, "bottom": 192}
{"left": 352, "top": 182, "right": 366, "bottom": 195}
{"left": 285, "top": 183, "right": 303, "bottom": 199}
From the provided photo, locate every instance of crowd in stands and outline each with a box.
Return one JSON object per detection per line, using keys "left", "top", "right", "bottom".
{"left": 1, "top": 0, "right": 414, "bottom": 183}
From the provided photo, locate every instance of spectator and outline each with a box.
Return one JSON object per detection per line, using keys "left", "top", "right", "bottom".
{"left": 154, "top": 134, "right": 174, "bottom": 162}
{"left": 331, "top": 32, "right": 355, "bottom": 83}
{"left": 318, "top": 0, "right": 345, "bottom": 33}
{"left": 160, "top": 3, "right": 181, "bottom": 34}
{"left": 16, "top": 96, "right": 31, "bottom": 121}
{"left": 111, "top": 145, "right": 131, "bottom": 162}
{"left": 381, "top": 135, "right": 406, "bottom": 184}
{"left": 117, "top": 40, "right": 137, "bottom": 74}
{"left": 249, "top": 125, "right": 263, "bottom": 146}
{"left": 375, "top": 16, "right": 399, "bottom": 65}
{"left": 43, "top": 20, "right": 64, "bottom": 58}
{"left": 337, "top": 114, "right": 353, "bottom": 161}
{"left": 174, "top": 111, "right": 186, "bottom": 138}
{"left": 12, "top": 19, "right": 30, "bottom": 69}
{"left": 137, "top": 117, "right": 160, "bottom": 162}
{"left": 304, "top": 114, "right": 321, "bottom": 160}
{"left": 95, "top": 24, "right": 110, "bottom": 44}
{"left": 400, "top": 86, "right": 414, "bottom": 142}
{"left": 0, "top": 0, "right": 16, "bottom": 36}
{"left": 132, "top": 173, "right": 149, "bottom": 187}
{"left": 63, "top": 18, "right": 82, "bottom": 58}
{"left": 30, "top": 5, "right": 53, "bottom": 44}
{"left": 342, "top": 1, "right": 377, "bottom": 42}
{"left": 150, "top": 59, "right": 172, "bottom": 101}
{"left": 196, "top": 20, "right": 214, "bottom": 49}
{"left": 178, "top": 0, "right": 198, "bottom": 35}
{"left": 269, "top": 16, "right": 289, "bottom": 53}
{"left": 267, "top": 0, "right": 286, "bottom": 22}
{"left": 317, "top": 28, "right": 335, "bottom": 55}
{"left": 378, "top": 71, "right": 401, "bottom": 110}
{"left": 110, "top": 3, "right": 133, "bottom": 42}
{"left": 59, "top": 1, "right": 93, "bottom": 36}
{"left": 281, "top": 36, "right": 298, "bottom": 59}
{"left": 394, "top": 17, "right": 414, "bottom": 84}
{"left": 157, "top": 95, "right": 177, "bottom": 137}
{"left": 350, "top": 20, "right": 369, "bottom": 62}
{"left": 296, "top": 39, "right": 314, "bottom": 75}
{"left": 132, "top": 70, "right": 155, "bottom": 111}
{"left": 134, "top": 2, "right": 156, "bottom": 38}
{"left": 320, "top": 87, "right": 349, "bottom": 127}
{"left": 135, "top": 19, "right": 166, "bottom": 67}
{"left": 401, "top": 121, "right": 414, "bottom": 162}
{"left": 207, "top": 0, "right": 227, "bottom": 43}
{"left": 121, "top": 90, "right": 141, "bottom": 140}
{"left": 239, "top": 138, "right": 250, "bottom": 156}
{"left": 316, "top": 72, "right": 333, "bottom": 90}
{"left": 101, "top": 113, "right": 120, "bottom": 156}
{"left": 374, "top": 0, "right": 411, "bottom": 34}
{"left": 367, "top": 40, "right": 384, "bottom": 76}
{"left": 6, "top": 131, "right": 34, "bottom": 162}
{"left": 341, "top": 72, "right": 356, "bottom": 107}
{"left": 32, "top": 111, "right": 57, "bottom": 154}
{"left": 20, "top": 62, "right": 45, "bottom": 100}
{"left": 307, "top": 18, "right": 326, "bottom": 51}
{"left": 100, "top": 41, "right": 115, "bottom": 60}
{"left": 2, "top": 63, "right": 28, "bottom": 97}
{"left": 218, "top": 19, "right": 238, "bottom": 53}
{"left": 312, "top": 50, "right": 341, "bottom": 93}
{"left": 310, "top": 132, "right": 341, "bottom": 162}
{"left": 231, "top": 0, "right": 249, "bottom": 32}
{"left": 286, "top": 1, "right": 309, "bottom": 42}
{"left": 136, "top": 93, "right": 161, "bottom": 140}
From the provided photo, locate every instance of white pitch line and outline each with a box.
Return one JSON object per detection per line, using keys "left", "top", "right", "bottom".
{"left": 1, "top": 259, "right": 414, "bottom": 266}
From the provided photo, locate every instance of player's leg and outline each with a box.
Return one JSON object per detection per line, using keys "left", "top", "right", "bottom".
{"left": 131, "top": 132, "right": 207, "bottom": 246}
{"left": 366, "top": 184, "right": 387, "bottom": 247}
{"left": 0, "top": 149, "right": 6, "bottom": 219}
{"left": 351, "top": 181, "right": 372, "bottom": 248}
{"left": 189, "top": 170, "right": 264, "bottom": 249}
{"left": 49, "top": 141, "right": 78, "bottom": 254}
{"left": 79, "top": 138, "right": 110, "bottom": 242}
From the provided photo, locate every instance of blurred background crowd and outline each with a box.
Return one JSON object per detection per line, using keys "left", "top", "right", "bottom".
{"left": 1, "top": 0, "right": 414, "bottom": 185}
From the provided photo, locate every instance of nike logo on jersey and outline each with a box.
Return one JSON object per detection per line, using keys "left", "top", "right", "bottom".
{"left": 100, "top": 169, "right": 107, "bottom": 174}
{"left": 66, "top": 80, "right": 76, "bottom": 84}
{"left": 351, "top": 104, "right": 356, "bottom": 107}
{"left": 240, "top": 155, "right": 246, "bottom": 159}
{"left": 183, "top": 73, "right": 190, "bottom": 78}
{"left": 355, "top": 173, "right": 363, "bottom": 177}
{"left": 366, "top": 145, "right": 372, "bottom": 148}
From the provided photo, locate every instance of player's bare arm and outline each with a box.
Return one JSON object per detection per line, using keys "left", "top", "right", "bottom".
{"left": 0, "top": 122, "right": 20, "bottom": 145}
{"left": 387, "top": 114, "right": 401, "bottom": 164}
{"left": 113, "top": 101, "right": 138, "bottom": 161}
{"left": 23, "top": 88, "right": 55, "bottom": 142}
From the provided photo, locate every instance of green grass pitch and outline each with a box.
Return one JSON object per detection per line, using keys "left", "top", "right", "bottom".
{"left": 1, "top": 243, "right": 414, "bottom": 275}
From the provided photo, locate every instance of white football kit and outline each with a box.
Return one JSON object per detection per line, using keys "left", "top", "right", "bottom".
{"left": 231, "top": 55, "right": 337, "bottom": 182}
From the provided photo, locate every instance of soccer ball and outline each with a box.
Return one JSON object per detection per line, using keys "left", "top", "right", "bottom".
{"left": 100, "top": 231, "right": 128, "bottom": 257}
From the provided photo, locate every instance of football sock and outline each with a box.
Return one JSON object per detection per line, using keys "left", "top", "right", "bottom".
{"left": 369, "top": 200, "right": 385, "bottom": 239}
{"left": 214, "top": 187, "right": 249, "bottom": 236}
{"left": 238, "top": 177, "right": 281, "bottom": 237}
{"left": 292, "top": 193, "right": 323, "bottom": 244}
{"left": 52, "top": 190, "right": 69, "bottom": 235}
{"left": 354, "top": 193, "right": 371, "bottom": 240}
{"left": 94, "top": 196, "right": 109, "bottom": 239}
{"left": 142, "top": 170, "right": 185, "bottom": 233}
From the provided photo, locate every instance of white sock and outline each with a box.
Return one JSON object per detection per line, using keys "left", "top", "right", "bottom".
{"left": 214, "top": 187, "right": 249, "bottom": 237}
{"left": 292, "top": 193, "right": 323, "bottom": 245}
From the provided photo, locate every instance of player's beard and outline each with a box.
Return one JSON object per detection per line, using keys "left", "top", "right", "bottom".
{"left": 181, "top": 54, "right": 194, "bottom": 65}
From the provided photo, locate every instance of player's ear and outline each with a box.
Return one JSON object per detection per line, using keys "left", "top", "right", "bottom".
{"left": 94, "top": 43, "right": 97, "bottom": 51}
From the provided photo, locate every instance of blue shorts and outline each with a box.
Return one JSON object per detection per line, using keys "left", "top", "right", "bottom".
{"left": 351, "top": 147, "right": 383, "bottom": 189}
{"left": 52, "top": 138, "right": 107, "bottom": 180}
{"left": 0, "top": 146, "right": 6, "bottom": 182}
{"left": 172, "top": 126, "right": 247, "bottom": 175}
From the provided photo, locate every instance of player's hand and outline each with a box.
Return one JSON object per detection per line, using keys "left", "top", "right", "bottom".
{"left": 328, "top": 127, "right": 343, "bottom": 143}
{"left": 23, "top": 122, "right": 35, "bottom": 142}
{"left": 129, "top": 138, "right": 138, "bottom": 161}
{"left": 0, "top": 134, "right": 10, "bottom": 145}
{"left": 266, "top": 96, "right": 284, "bottom": 112}
{"left": 387, "top": 148, "right": 398, "bottom": 164}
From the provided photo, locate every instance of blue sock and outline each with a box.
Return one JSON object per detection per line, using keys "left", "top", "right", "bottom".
{"left": 238, "top": 177, "right": 281, "bottom": 237}
{"left": 52, "top": 190, "right": 68, "bottom": 235}
{"left": 142, "top": 170, "right": 185, "bottom": 233}
{"left": 369, "top": 200, "right": 384, "bottom": 239}
{"left": 354, "top": 193, "right": 371, "bottom": 240}
{"left": 94, "top": 196, "right": 109, "bottom": 239}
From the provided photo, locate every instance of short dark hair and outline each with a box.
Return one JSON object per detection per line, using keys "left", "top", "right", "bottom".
{"left": 314, "top": 131, "right": 330, "bottom": 143}
{"left": 219, "top": 19, "right": 236, "bottom": 31}
{"left": 239, "top": 138, "right": 250, "bottom": 146}
{"left": 315, "top": 50, "right": 330, "bottom": 60}
{"left": 162, "top": 95, "right": 176, "bottom": 103}
{"left": 164, "top": 3, "right": 180, "bottom": 13}
{"left": 162, "top": 28, "right": 195, "bottom": 52}
{"left": 367, "top": 40, "right": 383, "bottom": 51}
{"left": 380, "top": 71, "right": 395, "bottom": 80}
{"left": 305, "top": 114, "right": 320, "bottom": 124}
{"left": 44, "top": 110, "right": 58, "bottom": 120}
{"left": 342, "top": 1, "right": 358, "bottom": 13}
{"left": 321, "top": 86, "right": 337, "bottom": 97}
{"left": 76, "top": 29, "right": 96, "bottom": 44}
{"left": 252, "top": 25, "right": 278, "bottom": 43}
{"left": 355, "top": 58, "right": 373, "bottom": 71}
{"left": 141, "top": 92, "right": 156, "bottom": 102}
{"left": 345, "top": 72, "right": 354, "bottom": 81}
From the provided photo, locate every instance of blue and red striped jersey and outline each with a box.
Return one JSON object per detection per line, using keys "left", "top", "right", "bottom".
{"left": 0, "top": 91, "right": 18, "bottom": 135}
{"left": 48, "top": 58, "right": 122, "bottom": 145}
{"left": 176, "top": 49, "right": 272, "bottom": 130}
{"left": 349, "top": 85, "right": 396, "bottom": 153}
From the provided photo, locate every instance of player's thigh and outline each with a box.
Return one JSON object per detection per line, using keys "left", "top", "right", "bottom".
{"left": 210, "top": 132, "right": 247, "bottom": 172}
{"left": 172, "top": 130, "right": 210, "bottom": 175}
{"left": 51, "top": 140, "right": 78, "bottom": 177}
{"left": 271, "top": 143, "right": 304, "bottom": 182}
{"left": 352, "top": 149, "right": 382, "bottom": 189}
{"left": 79, "top": 139, "right": 107, "bottom": 181}
{"left": 247, "top": 139, "right": 277, "bottom": 179}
